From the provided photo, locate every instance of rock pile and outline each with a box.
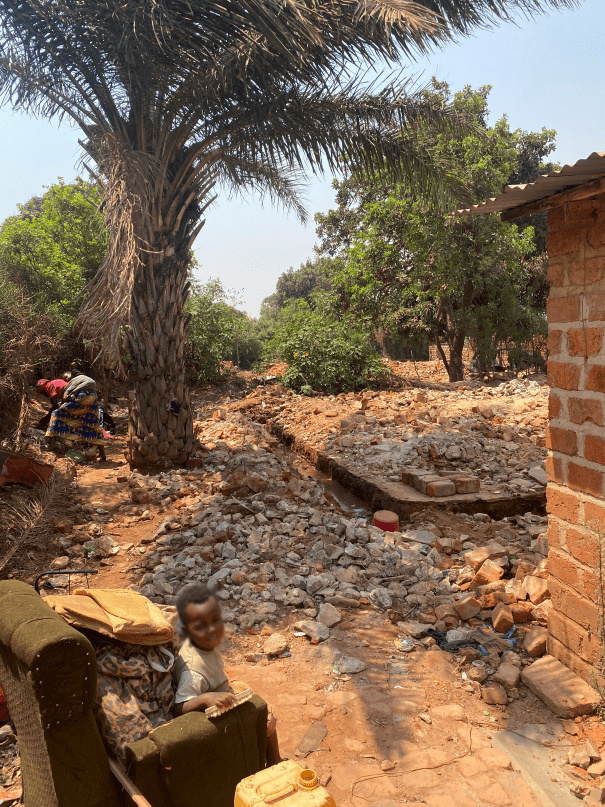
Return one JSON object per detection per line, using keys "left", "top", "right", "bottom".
{"left": 232, "top": 377, "right": 549, "bottom": 498}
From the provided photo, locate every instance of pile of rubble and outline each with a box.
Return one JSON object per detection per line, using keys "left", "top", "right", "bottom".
{"left": 45, "top": 413, "right": 552, "bottom": 708}
{"left": 230, "top": 377, "right": 549, "bottom": 500}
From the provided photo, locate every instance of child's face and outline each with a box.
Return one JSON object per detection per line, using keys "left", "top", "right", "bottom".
{"left": 183, "top": 596, "right": 225, "bottom": 651}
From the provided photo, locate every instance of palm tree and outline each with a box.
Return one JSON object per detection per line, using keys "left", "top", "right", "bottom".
{"left": 0, "top": 0, "right": 577, "bottom": 465}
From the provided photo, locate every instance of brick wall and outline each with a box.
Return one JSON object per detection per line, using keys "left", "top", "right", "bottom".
{"left": 428, "top": 343, "right": 474, "bottom": 363}
{"left": 546, "top": 197, "right": 605, "bottom": 682}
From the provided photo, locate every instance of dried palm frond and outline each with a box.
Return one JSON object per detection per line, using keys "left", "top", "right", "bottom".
{"left": 75, "top": 135, "right": 151, "bottom": 374}
{"left": 0, "top": 472, "right": 56, "bottom": 575}
{"left": 0, "top": 0, "right": 580, "bottom": 384}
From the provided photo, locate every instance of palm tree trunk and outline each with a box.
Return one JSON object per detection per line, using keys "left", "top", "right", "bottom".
{"left": 125, "top": 253, "right": 195, "bottom": 466}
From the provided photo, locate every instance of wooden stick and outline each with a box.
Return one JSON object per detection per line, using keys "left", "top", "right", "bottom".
{"left": 108, "top": 757, "right": 154, "bottom": 807}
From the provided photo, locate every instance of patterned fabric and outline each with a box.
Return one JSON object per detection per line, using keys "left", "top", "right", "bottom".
{"left": 45, "top": 390, "right": 105, "bottom": 445}
{"left": 93, "top": 641, "right": 175, "bottom": 762}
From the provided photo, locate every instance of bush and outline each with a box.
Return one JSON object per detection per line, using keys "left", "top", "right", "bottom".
{"left": 0, "top": 178, "right": 107, "bottom": 336}
{"left": 266, "top": 302, "right": 386, "bottom": 394}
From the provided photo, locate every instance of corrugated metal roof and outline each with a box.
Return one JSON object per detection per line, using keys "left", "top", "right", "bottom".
{"left": 456, "top": 151, "right": 605, "bottom": 218}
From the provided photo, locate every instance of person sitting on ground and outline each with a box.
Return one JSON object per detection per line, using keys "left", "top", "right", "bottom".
{"left": 35, "top": 377, "right": 69, "bottom": 431}
{"left": 45, "top": 370, "right": 107, "bottom": 460}
{"left": 173, "top": 582, "right": 282, "bottom": 766}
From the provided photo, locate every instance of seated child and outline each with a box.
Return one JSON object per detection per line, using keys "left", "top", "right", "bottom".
{"left": 174, "top": 582, "right": 281, "bottom": 766}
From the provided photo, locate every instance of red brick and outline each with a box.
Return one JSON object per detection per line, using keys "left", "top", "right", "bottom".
{"left": 583, "top": 567, "right": 601, "bottom": 601}
{"left": 547, "top": 296, "right": 582, "bottom": 323}
{"left": 587, "top": 292, "right": 605, "bottom": 322}
{"left": 548, "top": 610, "right": 602, "bottom": 665}
{"left": 568, "top": 461, "right": 604, "bottom": 497}
{"left": 547, "top": 207, "right": 566, "bottom": 230}
{"left": 585, "top": 500, "right": 605, "bottom": 532}
{"left": 549, "top": 579, "right": 599, "bottom": 633}
{"left": 546, "top": 426, "right": 578, "bottom": 456}
{"left": 547, "top": 519, "right": 563, "bottom": 550}
{"left": 548, "top": 260, "right": 567, "bottom": 287}
{"left": 548, "top": 362, "right": 581, "bottom": 391}
{"left": 548, "top": 635, "right": 604, "bottom": 686}
{"left": 547, "top": 229, "right": 582, "bottom": 256}
{"left": 587, "top": 220, "right": 605, "bottom": 248}
{"left": 547, "top": 487, "right": 580, "bottom": 523}
{"left": 586, "top": 365, "right": 605, "bottom": 394}
{"left": 565, "top": 527, "right": 600, "bottom": 566}
{"left": 547, "top": 329, "right": 563, "bottom": 355}
{"left": 549, "top": 392, "right": 563, "bottom": 419}
{"left": 568, "top": 397, "right": 603, "bottom": 426}
{"left": 546, "top": 455, "right": 565, "bottom": 484}
{"left": 584, "top": 434, "right": 605, "bottom": 465}
{"left": 568, "top": 327, "right": 603, "bottom": 357}
{"left": 568, "top": 256, "right": 605, "bottom": 285}
{"left": 568, "top": 199, "right": 601, "bottom": 224}
{"left": 548, "top": 549, "right": 581, "bottom": 588}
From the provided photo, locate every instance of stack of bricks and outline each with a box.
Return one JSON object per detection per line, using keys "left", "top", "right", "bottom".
{"left": 545, "top": 196, "right": 605, "bottom": 683}
{"left": 401, "top": 469, "right": 481, "bottom": 497}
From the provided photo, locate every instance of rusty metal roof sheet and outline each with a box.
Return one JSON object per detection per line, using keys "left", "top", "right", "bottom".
{"left": 456, "top": 151, "right": 605, "bottom": 218}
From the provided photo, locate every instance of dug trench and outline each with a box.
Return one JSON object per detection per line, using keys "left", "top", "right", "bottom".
{"left": 1, "top": 370, "right": 602, "bottom": 806}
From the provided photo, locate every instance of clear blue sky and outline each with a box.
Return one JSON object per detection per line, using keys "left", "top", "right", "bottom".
{"left": 0, "top": 0, "right": 603, "bottom": 316}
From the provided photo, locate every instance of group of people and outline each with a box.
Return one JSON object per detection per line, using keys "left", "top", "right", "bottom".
{"left": 36, "top": 369, "right": 107, "bottom": 461}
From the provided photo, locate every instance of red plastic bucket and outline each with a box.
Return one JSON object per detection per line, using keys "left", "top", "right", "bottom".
{"left": 373, "top": 510, "right": 399, "bottom": 532}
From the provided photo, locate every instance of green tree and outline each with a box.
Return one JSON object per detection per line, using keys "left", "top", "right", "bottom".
{"left": 262, "top": 258, "right": 334, "bottom": 315}
{"left": 0, "top": 179, "right": 107, "bottom": 334}
{"left": 265, "top": 300, "right": 385, "bottom": 394}
{"left": 508, "top": 127, "right": 559, "bottom": 253}
{"left": 315, "top": 82, "right": 551, "bottom": 381}
{"left": 0, "top": 0, "right": 576, "bottom": 465}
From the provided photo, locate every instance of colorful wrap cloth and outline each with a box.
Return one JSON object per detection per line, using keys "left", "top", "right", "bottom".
{"left": 45, "top": 389, "right": 105, "bottom": 445}
{"left": 92, "top": 641, "right": 175, "bottom": 762}
{"left": 44, "top": 588, "right": 174, "bottom": 645}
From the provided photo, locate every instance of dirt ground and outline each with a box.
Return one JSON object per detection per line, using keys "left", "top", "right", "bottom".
{"left": 0, "top": 364, "right": 600, "bottom": 806}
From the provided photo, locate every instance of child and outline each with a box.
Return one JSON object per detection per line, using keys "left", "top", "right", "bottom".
{"left": 174, "top": 583, "right": 282, "bottom": 766}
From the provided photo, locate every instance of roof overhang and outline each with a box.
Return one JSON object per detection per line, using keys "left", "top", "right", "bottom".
{"left": 456, "top": 151, "right": 605, "bottom": 221}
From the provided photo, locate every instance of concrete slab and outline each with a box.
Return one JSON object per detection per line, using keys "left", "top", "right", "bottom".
{"left": 268, "top": 418, "right": 546, "bottom": 518}
{"left": 492, "top": 727, "right": 578, "bottom": 807}
{"left": 521, "top": 655, "right": 600, "bottom": 718}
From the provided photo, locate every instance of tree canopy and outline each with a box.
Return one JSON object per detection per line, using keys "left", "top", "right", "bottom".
{"left": 0, "top": 178, "right": 107, "bottom": 333}
{"left": 0, "top": 0, "right": 578, "bottom": 462}
{"left": 315, "top": 81, "right": 552, "bottom": 381}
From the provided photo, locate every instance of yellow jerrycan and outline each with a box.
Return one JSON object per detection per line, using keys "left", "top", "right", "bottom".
{"left": 235, "top": 761, "right": 336, "bottom": 807}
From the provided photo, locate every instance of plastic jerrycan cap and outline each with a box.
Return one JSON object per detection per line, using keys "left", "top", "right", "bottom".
{"left": 298, "top": 770, "right": 318, "bottom": 790}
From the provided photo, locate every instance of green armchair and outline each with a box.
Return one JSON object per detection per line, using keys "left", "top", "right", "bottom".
{"left": 0, "top": 581, "right": 267, "bottom": 807}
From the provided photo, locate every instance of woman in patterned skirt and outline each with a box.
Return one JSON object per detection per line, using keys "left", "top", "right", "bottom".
{"left": 46, "top": 372, "right": 106, "bottom": 460}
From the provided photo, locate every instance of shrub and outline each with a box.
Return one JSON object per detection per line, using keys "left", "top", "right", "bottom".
{"left": 266, "top": 302, "right": 386, "bottom": 394}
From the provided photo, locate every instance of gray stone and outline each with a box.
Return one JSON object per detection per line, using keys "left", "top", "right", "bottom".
{"left": 528, "top": 465, "right": 547, "bottom": 486}
{"left": 221, "top": 541, "right": 237, "bottom": 559}
{"left": 399, "top": 622, "right": 427, "bottom": 639}
{"left": 0, "top": 725, "right": 16, "bottom": 745}
{"left": 568, "top": 744, "right": 592, "bottom": 770}
{"left": 336, "top": 655, "right": 366, "bottom": 674}
{"left": 402, "top": 530, "right": 436, "bottom": 546}
{"left": 306, "top": 575, "right": 324, "bottom": 596}
{"left": 493, "top": 663, "right": 521, "bottom": 690}
{"left": 294, "top": 620, "right": 330, "bottom": 642}
{"left": 482, "top": 683, "right": 508, "bottom": 705}
{"left": 263, "top": 633, "right": 289, "bottom": 656}
{"left": 317, "top": 603, "right": 342, "bottom": 628}
{"left": 521, "top": 656, "right": 600, "bottom": 718}
{"left": 370, "top": 587, "right": 393, "bottom": 610}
